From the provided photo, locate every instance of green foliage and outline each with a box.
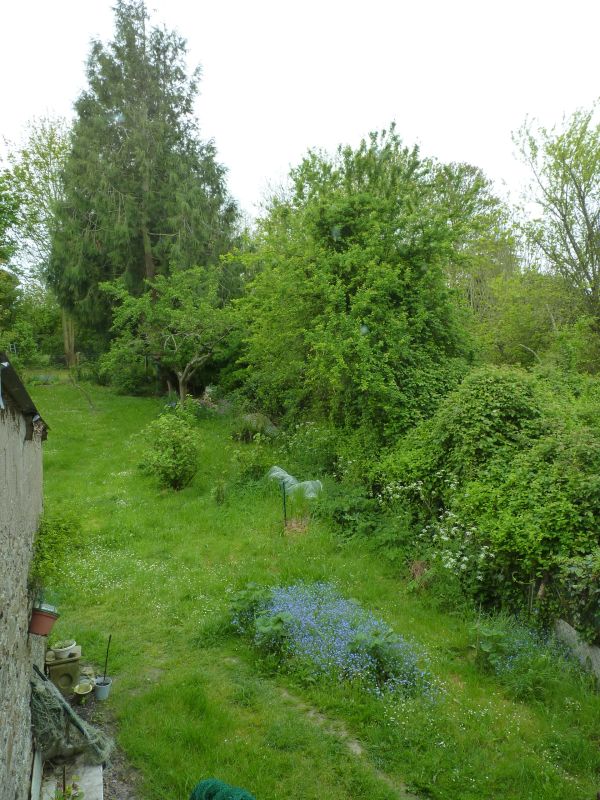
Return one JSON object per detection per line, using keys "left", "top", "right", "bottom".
{"left": 279, "top": 421, "right": 338, "bottom": 476}
{"left": 49, "top": 0, "right": 237, "bottom": 338}
{"left": 101, "top": 267, "right": 236, "bottom": 399}
{"left": 378, "top": 365, "right": 600, "bottom": 625}
{"left": 254, "top": 611, "right": 294, "bottom": 653}
{"left": 0, "top": 170, "right": 19, "bottom": 264}
{"left": 516, "top": 104, "right": 600, "bottom": 319}
{"left": 139, "top": 402, "right": 201, "bottom": 489}
{"left": 53, "top": 778, "right": 83, "bottom": 800}
{"left": 545, "top": 316, "right": 600, "bottom": 374}
{"left": 231, "top": 433, "right": 273, "bottom": 483}
{"left": 231, "top": 412, "right": 278, "bottom": 443}
{"left": 472, "top": 614, "right": 591, "bottom": 702}
{"left": 5, "top": 116, "right": 70, "bottom": 282}
{"left": 99, "top": 337, "right": 154, "bottom": 395}
{"left": 378, "top": 365, "right": 542, "bottom": 508}
{"left": 554, "top": 549, "right": 600, "bottom": 645}
{"left": 428, "top": 366, "right": 542, "bottom": 483}
{"left": 0, "top": 271, "right": 64, "bottom": 371}
{"left": 473, "top": 269, "right": 585, "bottom": 367}
{"left": 315, "top": 483, "right": 381, "bottom": 538}
{"left": 239, "top": 127, "right": 478, "bottom": 442}
{"left": 0, "top": 268, "right": 19, "bottom": 327}
{"left": 229, "top": 584, "right": 273, "bottom": 633}
{"left": 29, "top": 509, "right": 80, "bottom": 602}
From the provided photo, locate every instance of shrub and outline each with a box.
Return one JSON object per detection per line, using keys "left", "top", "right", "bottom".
{"left": 231, "top": 582, "right": 434, "bottom": 697}
{"left": 553, "top": 549, "right": 600, "bottom": 645}
{"left": 279, "top": 421, "right": 339, "bottom": 476}
{"left": 29, "top": 509, "right": 80, "bottom": 603}
{"left": 377, "top": 365, "right": 543, "bottom": 514}
{"left": 99, "top": 340, "right": 154, "bottom": 395}
{"left": 231, "top": 433, "right": 273, "bottom": 483}
{"left": 139, "top": 403, "right": 201, "bottom": 489}
{"left": 472, "top": 614, "right": 589, "bottom": 702}
{"left": 377, "top": 366, "right": 600, "bottom": 628}
{"left": 231, "top": 412, "right": 278, "bottom": 443}
{"left": 315, "top": 483, "right": 381, "bottom": 538}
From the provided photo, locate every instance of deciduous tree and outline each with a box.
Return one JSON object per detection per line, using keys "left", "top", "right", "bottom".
{"left": 101, "top": 266, "right": 236, "bottom": 400}
{"left": 239, "top": 128, "right": 501, "bottom": 441}
{"left": 516, "top": 106, "right": 600, "bottom": 318}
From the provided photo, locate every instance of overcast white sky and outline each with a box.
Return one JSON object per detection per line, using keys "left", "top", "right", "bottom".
{"left": 2, "top": 0, "right": 599, "bottom": 216}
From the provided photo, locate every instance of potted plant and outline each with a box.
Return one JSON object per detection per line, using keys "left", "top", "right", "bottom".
{"left": 28, "top": 510, "right": 76, "bottom": 635}
{"left": 29, "top": 587, "right": 59, "bottom": 636}
{"left": 94, "top": 635, "right": 113, "bottom": 700}
{"left": 51, "top": 638, "right": 77, "bottom": 659}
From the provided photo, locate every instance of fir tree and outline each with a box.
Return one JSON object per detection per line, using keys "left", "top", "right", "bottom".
{"left": 49, "top": 0, "right": 237, "bottom": 342}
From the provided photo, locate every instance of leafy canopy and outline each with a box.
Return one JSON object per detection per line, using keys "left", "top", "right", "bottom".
{"left": 239, "top": 127, "right": 509, "bottom": 440}
{"left": 101, "top": 266, "right": 236, "bottom": 399}
{"left": 516, "top": 105, "right": 600, "bottom": 318}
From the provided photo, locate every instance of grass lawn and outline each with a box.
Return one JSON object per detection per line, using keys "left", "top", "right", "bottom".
{"left": 33, "top": 379, "right": 600, "bottom": 800}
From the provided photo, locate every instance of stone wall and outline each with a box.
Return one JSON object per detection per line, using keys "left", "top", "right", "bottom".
{"left": 0, "top": 395, "right": 44, "bottom": 800}
{"left": 555, "top": 619, "right": 600, "bottom": 681}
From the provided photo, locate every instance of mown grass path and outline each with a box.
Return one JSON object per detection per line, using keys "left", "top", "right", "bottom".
{"left": 35, "top": 381, "right": 600, "bottom": 800}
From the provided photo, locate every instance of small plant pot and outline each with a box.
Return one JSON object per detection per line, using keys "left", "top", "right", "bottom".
{"left": 51, "top": 640, "right": 77, "bottom": 660}
{"left": 29, "top": 606, "right": 59, "bottom": 636}
{"left": 94, "top": 677, "right": 112, "bottom": 700}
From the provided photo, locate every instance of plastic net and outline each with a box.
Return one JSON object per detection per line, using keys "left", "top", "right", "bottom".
{"left": 190, "top": 779, "right": 257, "bottom": 800}
{"left": 30, "top": 678, "right": 113, "bottom": 764}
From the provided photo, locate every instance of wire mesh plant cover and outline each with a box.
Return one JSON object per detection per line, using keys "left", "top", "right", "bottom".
{"left": 190, "top": 779, "right": 256, "bottom": 800}
{"left": 30, "top": 678, "right": 113, "bottom": 764}
{"left": 267, "top": 466, "right": 322, "bottom": 499}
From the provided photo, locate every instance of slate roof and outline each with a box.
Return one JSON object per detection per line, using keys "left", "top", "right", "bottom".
{"left": 0, "top": 352, "right": 48, "bottom": 439}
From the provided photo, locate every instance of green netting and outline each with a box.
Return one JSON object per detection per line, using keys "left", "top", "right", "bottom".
{"left": 30, "top": 677, "right": 113, "bottom": 764}
{"left": 190, "top": 779, "right": 257, "bottom": 800}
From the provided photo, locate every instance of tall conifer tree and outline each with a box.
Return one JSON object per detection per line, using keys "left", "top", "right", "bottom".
{"left": 49, "top": 0, "right": 237, "bottom": 340}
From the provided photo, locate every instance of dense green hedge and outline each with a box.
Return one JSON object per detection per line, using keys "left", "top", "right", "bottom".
{"left": 376, "top": 366, "right": 600, "bottom": 640}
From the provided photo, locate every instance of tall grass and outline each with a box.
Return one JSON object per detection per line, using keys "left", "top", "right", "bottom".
{"left": 33, "top": 378, "right": 600, "bottom": 800}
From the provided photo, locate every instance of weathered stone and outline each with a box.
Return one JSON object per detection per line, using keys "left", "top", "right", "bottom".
{"left": 0, "top": 392, "right": 44, "bottom": 800}
{"left": 554, "top": 618, "right": 600, "bottom": 680}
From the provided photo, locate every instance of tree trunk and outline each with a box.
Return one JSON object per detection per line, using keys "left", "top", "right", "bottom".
{"left": 177, "top": 373, "right": 187, "bottom": 403}
{"left": 141, "top": 169, "right": 155, "bottom": 280}
{"left": 142, "top": 222, "right": 155, "bottom": 280}
{"left": 62, "top": 309, "right": 76, "bottom": 368}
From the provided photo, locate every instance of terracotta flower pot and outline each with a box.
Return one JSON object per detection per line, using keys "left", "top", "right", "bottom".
{"left": 29, "top": 606, "right": 59, "bottom": 636}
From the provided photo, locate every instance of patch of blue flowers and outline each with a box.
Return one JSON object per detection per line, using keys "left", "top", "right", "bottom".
{"left": 232, "top": 582, "right": 434, "bottom": 698}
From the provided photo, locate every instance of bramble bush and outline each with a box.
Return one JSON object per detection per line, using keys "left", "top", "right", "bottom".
{"left": 376, "top": 365, "right": 600, "bottom": 638}
{"left": 139, "top": 401, "right": 201, "bottom": 489}
{"left": 231, "top": 582, "right": 434, "bottom": 698}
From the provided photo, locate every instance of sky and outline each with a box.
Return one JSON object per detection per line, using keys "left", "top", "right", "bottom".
{"left": 2, "top": 0, "right": 600, "bottom": 217}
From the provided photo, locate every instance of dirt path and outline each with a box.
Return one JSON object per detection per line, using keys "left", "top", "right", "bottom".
{"left": 278, "top": 688, "right": 420, "bottom": 800}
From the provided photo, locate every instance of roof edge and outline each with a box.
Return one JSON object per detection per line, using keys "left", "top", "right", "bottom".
{"left": 0, "top": 352, "right": 48, "bottom": 435}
